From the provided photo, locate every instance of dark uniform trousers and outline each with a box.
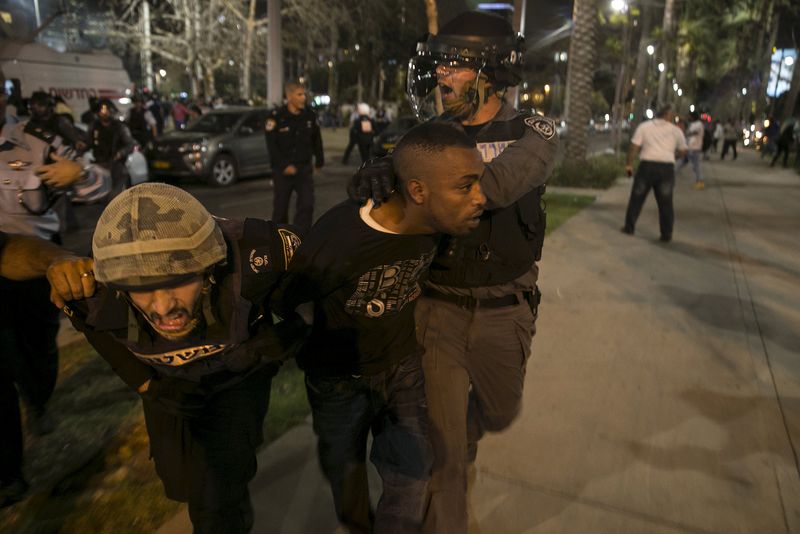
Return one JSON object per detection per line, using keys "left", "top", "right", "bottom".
{"left": 623, "top": 160, "right": 676, "bottom": 240}
{"left": 305, "top": 354, "right": 432, "bottom": 534}
{"left": 272, "top": 164, "right": 314, "bottom": 233}
{"left": 141, "top": 364, "right": 275, "bottom": 534}
{"left": 417, "top": 296, "right": 535, "bottom": 534}
{"left": 0, "top": 278, "right": 60, "bottom": 483}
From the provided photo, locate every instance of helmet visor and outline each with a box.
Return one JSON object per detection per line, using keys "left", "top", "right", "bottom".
{"left": 406, "top": 56, "right": 439, "bottom": 121}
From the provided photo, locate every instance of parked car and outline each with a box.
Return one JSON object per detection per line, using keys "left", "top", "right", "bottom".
{"left": 147, "top": 107, "right": 271, "bottom": 186}
{"left": 370, "top": 115, "right": 420, "bottom": 157}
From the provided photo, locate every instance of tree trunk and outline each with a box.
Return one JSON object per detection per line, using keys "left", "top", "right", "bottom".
{"left": 631, "top": 4, "right": 653, "bottom": 130}
{"left": 564, "top": 0, "right": 598, "bottom": 162}
{"left": 423, "top": 0, "right": 443, "bottom": 115}
{"left": 241, "top": 0, "right": 257, "bottom": 100}
{"left": 656, "top": 0, "right": 676, "bottom": 109}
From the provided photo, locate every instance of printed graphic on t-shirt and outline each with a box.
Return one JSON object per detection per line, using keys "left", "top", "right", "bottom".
{"left": 345, "top": 250, "right": 435, "bottom": 318}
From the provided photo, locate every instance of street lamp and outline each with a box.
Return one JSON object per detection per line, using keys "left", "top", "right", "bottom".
{"left": 658, "top": 62, "right": 665, "bottom": 73}
{"left": 741, "top": 87, "right": 747, "bottom": 95}
{"left": 677, "top": 88, "right": 683, "bottom": 96}
{"left": 646, "top": 45, "right": 655, "bottom": 56}
{"left": 159, "top": 69, "right": 167, "bottom": 78}
{"left": 689, "top": 104, "right": 695, "bottom": 112}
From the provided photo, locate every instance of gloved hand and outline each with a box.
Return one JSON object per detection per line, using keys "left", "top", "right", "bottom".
{"left": 346, "top": 156, "right": 397, "bottom": 207}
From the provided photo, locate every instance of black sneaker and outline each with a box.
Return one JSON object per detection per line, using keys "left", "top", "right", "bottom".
{"left": 659, "top": 235, "right": 672, "bottom": 243}
{"left": 0, "top": 477, "right": 29, "bottom": 509}
{"left": 620, "top": 226, "right": 634, "bottom": 235}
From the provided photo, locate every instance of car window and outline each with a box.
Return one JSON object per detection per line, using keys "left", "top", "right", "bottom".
{"left": 187, "top": 113, "right": 241, "bottom": 133}
{"left": 240, "top": 112, "right": 266, "bottom": 134}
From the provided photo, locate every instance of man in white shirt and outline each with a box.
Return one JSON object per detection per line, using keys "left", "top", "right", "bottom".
{"left": 681, "top": 111, "right": 705, "bottom": 189}
{"left": 622, "top": 104, "right": 688, "bottom": 242}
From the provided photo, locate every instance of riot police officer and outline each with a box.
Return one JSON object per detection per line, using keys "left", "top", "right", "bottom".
{"left": 52, "top": 183, "right": 308, "bottom": 533}
{"left": 353, "top": 11, "right": 558, "bottom": 533}
{"left": 264, "top": 82, "right": 324, "bottom": 233}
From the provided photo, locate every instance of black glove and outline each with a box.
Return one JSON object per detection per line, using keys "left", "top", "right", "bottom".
{"left": 346, "top": 156, "right": 397, "bottom": 207}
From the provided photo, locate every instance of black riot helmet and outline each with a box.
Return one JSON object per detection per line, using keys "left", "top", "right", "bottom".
{"left": 407, "top": 11, "right": 524, "bottom": 120}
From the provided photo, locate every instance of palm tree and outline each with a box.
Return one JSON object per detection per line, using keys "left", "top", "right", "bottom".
{"left": 565, "top": 0, "right": 598, "bottom": 161}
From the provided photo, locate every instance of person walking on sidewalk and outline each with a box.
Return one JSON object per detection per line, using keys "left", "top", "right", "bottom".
{"left": 51, "top": 184, "right": 308, "bottom": 533}
{"left": 770, "top": 118, "right": 796, "bottom": 168}
{"left": 622, "top": 104, "right": 687, "bottom": 242}
{"left": 273, "top": 122, "right": 488, "bottom": 534}
{"left": 681, "top": 111, "right": 705, "bottom": 189}
{"left": 720, "top": 118, "right": 739, "bottom": 160}
{"left": 265, "top": 81, "right": 325, "bottom": 234}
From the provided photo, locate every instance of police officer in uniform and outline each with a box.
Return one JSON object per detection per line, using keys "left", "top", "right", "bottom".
{"left": 265, "top": 81, "right": 324, "bottom": 233}
{"left": 0, "top": 88, "right": 109, "bottom": 506}
{"left": 353, "top": 11, "right": 558, "bottom": 533}
{"left": 52, "top": 183, "right": 308, "bottom": 532}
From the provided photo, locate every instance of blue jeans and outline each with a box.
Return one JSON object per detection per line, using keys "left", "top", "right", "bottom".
{"left": 685, "top": 150, "right": 703, "bottom": 182}
{"left": 306, "top": 355, "right": 432, "bottom": 534}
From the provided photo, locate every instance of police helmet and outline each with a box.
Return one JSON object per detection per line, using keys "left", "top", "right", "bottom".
{"left": 407, "top": 11, "right": 524, "bottom": 119}
{"left": 92, "top": 183, "right": 227, "bottom": 291}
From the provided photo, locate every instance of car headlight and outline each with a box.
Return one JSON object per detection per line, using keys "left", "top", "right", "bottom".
{"left": 178, "top": 142, "right": 206, "bottom": 153}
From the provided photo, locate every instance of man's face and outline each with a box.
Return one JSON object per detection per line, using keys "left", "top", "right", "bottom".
{"left": 436, "top": 64, "right": 484, "bottom": 119}
{"left": 287, "top": 87, "right": 306, "bottom": 109}
{"left": 128, "top": 277, "right": 204, "bottom": 339}
{"left": 422, "top": 146, "right": 486, "bottom": 236}
{"left": 31, "top": 102, "right": 51, "bottom": 120}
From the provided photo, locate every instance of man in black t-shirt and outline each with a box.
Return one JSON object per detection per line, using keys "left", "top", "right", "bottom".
{"left": 273, "top": 122, "right": 486, "bottom": 534}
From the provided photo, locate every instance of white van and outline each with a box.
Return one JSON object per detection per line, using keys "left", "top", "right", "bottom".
{"left": 0, "top": 41, "right": 133, "bottom": 121}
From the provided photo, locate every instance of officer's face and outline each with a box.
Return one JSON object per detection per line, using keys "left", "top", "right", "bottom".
{"left": 128, "top": 277, "right": 204, "bottom": 339}
{"left": 422, "top": 146, "right": 486, "bottom": 236}
{"left": 286, "top": 87, "right": 306, "bottom": 109}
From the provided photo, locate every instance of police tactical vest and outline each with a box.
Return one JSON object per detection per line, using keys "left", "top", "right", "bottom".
{"left": 428, "top": 114, "right": 546, "bottom": 288}
{"left": 83, "top": 218, "right": 301, "bottom": 382}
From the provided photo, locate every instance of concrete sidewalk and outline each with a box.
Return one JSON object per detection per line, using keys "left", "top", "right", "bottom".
{"left": 158, "top": 151, "right": 800, "bottom": 533}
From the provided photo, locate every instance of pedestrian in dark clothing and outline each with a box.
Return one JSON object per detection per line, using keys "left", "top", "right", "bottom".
{"left": 265, "top": 81, "right": 324, "bottom": 233}
{"left": 720, "top": 119, "right": 739, "bottom": 160}
{"left": 90, "top": 99, "right": 135, "bottom": 198}
{"left": 53, "top": 184, "right": 308, "bottom": 533}
{"left": 341, "top": 104, "right": 359, "bottom": 165}
{"left": 27, "top": 91, "right": 88, "bottom": 150}
{"left": 623, "top": 104, "right": 688, "bottom": 242}
{"left": 771, "top": 119, "right": 796, "bottom": 168}
{"left": 273, "top": 122, "right": 488, "bottom": 534}
{"left": 127, "top": 96, "right": 158, "bottom": 147}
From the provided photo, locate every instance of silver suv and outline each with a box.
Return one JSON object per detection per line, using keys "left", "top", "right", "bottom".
{"left": 148, "top": 107, "right": 271, "bottom": 187}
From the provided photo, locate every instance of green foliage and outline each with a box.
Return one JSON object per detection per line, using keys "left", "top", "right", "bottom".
{"left": 544, "top": 193, "right": 596, "bottom": 235}
{"left": 550, "top": 153, "right": 625, "bottom": 189}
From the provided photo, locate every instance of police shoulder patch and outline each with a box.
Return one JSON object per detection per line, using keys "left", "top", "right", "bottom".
{"left": 524, "top": 116, "right": 556, "bottom": 140}
{"left": 278, "top": 228, "right": 301, "bottom": 268}
{"left": 265, "top": 118, "right": 276, "bottom": 132}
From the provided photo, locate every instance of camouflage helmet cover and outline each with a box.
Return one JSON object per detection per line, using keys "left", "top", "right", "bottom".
{"left": 92, "top": 183, "right": 227, "bottom": 289}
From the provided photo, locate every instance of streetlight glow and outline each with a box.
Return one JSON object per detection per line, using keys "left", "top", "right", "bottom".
{"left": 673, "top": 82, "right": 679, "bottom": 91}
{"left": 646, "top": 45, "right": 655, "bottom": 56}
{"left": 658, "top": 63, "right": 665, "bottom": 72}
{"left": 544, "top": 84, "right": 551, "bottom": 94}
{"left": 689, "top": 104, "right": 695, "bottom": 112}
{"left": 645, "top": 109, "right": 654, "bottom": 119}
{"left": 677, "top": 88, "right": 683, "bottom": 96}
{"left": 741, "top": 87, "right": 747, "bottom": 95}
{"left": 159, "top": 69, "right": 167, "bottom": 77}
{"left": 610, "top": 0, "right": 628, "bottom": 12}
{"left": 785, "top": 56, "right": 795, "bottom": 67}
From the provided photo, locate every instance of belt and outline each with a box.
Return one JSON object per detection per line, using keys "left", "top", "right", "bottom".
{"left": 424, "top": 289, "right": 526, "bottom": 310}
